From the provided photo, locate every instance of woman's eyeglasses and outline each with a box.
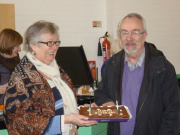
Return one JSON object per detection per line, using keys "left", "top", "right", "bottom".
{"left": 38, "top": 41, "right": 61, "bottom": 47}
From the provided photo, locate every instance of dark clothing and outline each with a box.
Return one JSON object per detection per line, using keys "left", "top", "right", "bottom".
{"left": 0, "top": 54, "right": 20, "bottom": 104}
{"left": 0, "top": 54, "right": 20, "bottom": 72}
{"left": 95, "top": 42, "right": 179, "bottom": 135}
{"left": 0, "top": 64, "right": 11, "bottom": 85}
{"left": 0, "top": 64, "right": 10, "bottom": 104}
{"left": 101, "top": 59, "right": 109, "bottom": 76}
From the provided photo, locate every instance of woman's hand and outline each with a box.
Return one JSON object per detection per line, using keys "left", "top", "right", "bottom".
{"left": 0, "top": 84, "right": 7, "bottom": 94}
{"left": 64, "top": 113, "right": 98, "bottom": 126}
{"left": 102, "top": 101, "right": 115, "bottom": 106}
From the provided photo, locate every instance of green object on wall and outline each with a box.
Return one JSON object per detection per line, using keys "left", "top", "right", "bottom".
{"left": 177, "top": 74, "right": 180, "bottom": 79}
{"left": 0, "top": 130, "right": 8, "bottom": 135}
{"left": 78, "top": 123, "right": 108, "bottom": 135}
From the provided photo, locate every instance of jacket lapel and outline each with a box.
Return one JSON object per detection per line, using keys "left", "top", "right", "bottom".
{"left": 113, "top": 51, "right": 125, "bottom": 105}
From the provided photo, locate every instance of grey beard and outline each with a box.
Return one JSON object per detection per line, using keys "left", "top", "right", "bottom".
{"left": 124, "top": 47, "right": 139, "bottom": 57}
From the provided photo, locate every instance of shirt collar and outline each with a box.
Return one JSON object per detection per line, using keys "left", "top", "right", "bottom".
{"left": 124, "top": 48, "right": 145, "bottom": 71}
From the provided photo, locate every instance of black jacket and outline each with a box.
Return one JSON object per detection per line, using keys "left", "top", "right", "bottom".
{"left": 95, "top": 42, "right": 179, "bottom": 135}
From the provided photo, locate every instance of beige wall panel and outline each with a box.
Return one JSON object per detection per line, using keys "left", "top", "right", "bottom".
{"left": 0, "top": 4, "right": 15, "bottom": 32}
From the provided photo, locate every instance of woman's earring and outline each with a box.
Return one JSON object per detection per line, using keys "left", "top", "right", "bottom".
{"left": 33, "top": 51, "right": 36, "bottom": 55}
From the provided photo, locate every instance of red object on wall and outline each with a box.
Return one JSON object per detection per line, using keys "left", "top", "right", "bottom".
{"left": 102, "top": 38, "right": 111, "bottom": 61}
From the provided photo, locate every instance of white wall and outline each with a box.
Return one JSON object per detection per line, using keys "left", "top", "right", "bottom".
{"left": 0, "top": 0, "right": 107, "bottom": 80}
{"left": 107, "top": 0, "right": 180, "bottom": 74}
{"left": 1, "top": 0, "right": 180, "bottom": 77}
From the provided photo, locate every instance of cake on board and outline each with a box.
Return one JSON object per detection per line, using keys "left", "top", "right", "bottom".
{"left": 79, "top": 105, "right": 132, "bottom": 122}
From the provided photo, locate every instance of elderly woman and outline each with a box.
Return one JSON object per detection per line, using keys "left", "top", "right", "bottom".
{"left": 0, "top": 28, "right": 22, "bottom": 104}
{"left": 4, "top": 21, "right": 97, "bottom": 135}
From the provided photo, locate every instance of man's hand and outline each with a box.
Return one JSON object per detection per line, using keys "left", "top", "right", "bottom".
{"left": 102, "top": 101, "right": 115, "bottom": 106}
{"left": 83, "top": 102, "right": 98, "bottom": 107}
{"left": 84, "top": 101, "right": 114, "bottom": 107}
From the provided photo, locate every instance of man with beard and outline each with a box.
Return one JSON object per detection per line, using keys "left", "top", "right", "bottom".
{"left": 94, "top": 13, "right": 179, "bottom": 135}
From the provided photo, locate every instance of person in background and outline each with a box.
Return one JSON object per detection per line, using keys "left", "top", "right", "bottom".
{"left": 94, "top": 13, "right": 179, "bottom": 135}
{"left": 4, "top": 21, "right": 97, "bottom": 135}
{"left": 0, "top": 28, "right": 22, "bottom": 104}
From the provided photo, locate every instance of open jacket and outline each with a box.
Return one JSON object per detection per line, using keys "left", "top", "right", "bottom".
{"left": 3, "top": 56, "right": 74, "bottom": 135}
{"left": 95, "top": 42, "right": 179, "bottom": 135}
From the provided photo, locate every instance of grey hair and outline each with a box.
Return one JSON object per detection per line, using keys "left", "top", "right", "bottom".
{"left": 24, "top": 20, "right": 59, "bottom": 52}
{"left": 117, "top": 13, "right": 147, "bottom": 39}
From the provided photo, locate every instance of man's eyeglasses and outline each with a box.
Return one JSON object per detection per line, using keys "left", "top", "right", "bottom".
{"left": 120, "top": 30, "right": 145, "bottom": 38}
{"left": 38, "top": 41, "right": 61, "bottom": 47}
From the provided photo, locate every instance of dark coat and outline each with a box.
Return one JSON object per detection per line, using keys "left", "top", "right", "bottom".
{"left": 0, "top": 54, "right": 20, "bottom": 104}
{"left": 95, "top": 42, "right": 179, "bottom": 135}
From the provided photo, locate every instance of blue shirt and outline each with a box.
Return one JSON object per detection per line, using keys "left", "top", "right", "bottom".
{"left": 45, "top": 87, "right": 64, "bottom": 135}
